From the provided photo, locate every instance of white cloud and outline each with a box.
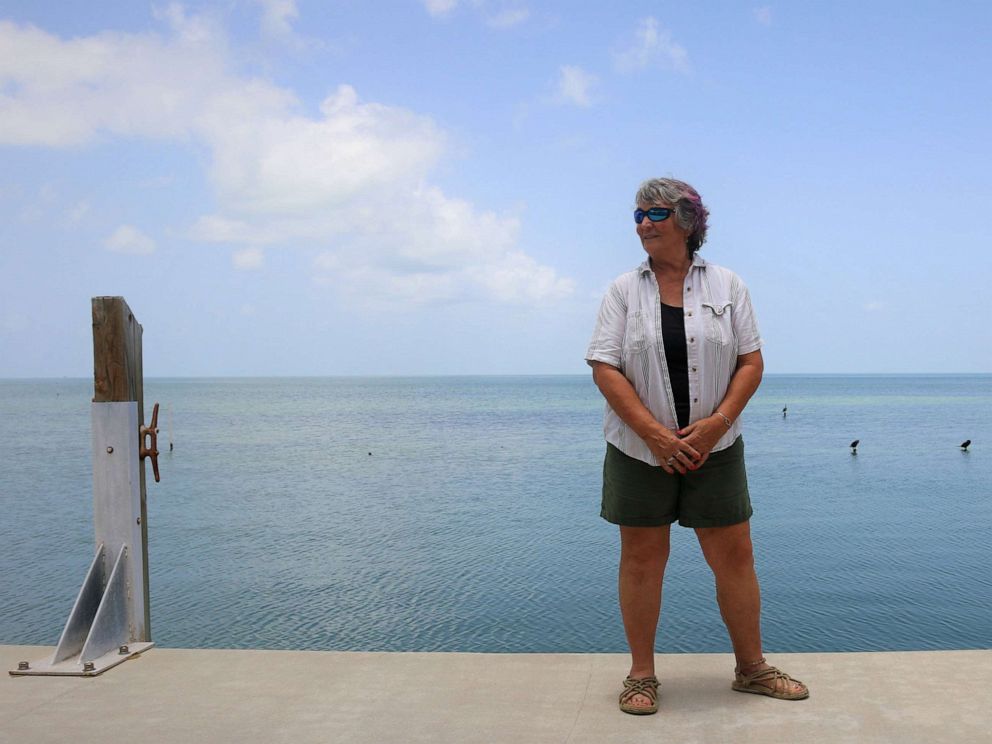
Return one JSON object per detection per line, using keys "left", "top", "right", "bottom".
{"left": 257, "top": 0, "right": 299, "bottom": 38}
{"left": 614, "top": 17, "right": 689, "bottom": 74}
{"left": 206, "top": 84, "right": 444, "bottom": 216}
{"left": 0, "top": 14, "right": 572, "bottom": 305}
{"left": 254, "top": 0, "right": 314, "bottom": 51}
{"left": 468, "top": 251, "right": 574, "bottom": 303}
{"left": 232, "top": 248, "right": 264, "bottom": 269}
{"left": 754, "top": 6, "right": 773, "bottom": 26}
{"left": 0, "top": 17, "right": 245, "bottom": 146}
{"left": 152, "top": 3, "right": 222, "bottom": 45}
{"left": 554, "top": 65, "right": 596, "bottom": 107}
{"left": 104, "top": 225, "right": 156, "bottom": 255}
{"left": 314, "top": 251, "right": 574, "bottom": 307}
{"left": 487, "top": 8, "right": 530, "bottom": 29}
{"left": 423, "top": 0, "right": 459, "bottom": 17}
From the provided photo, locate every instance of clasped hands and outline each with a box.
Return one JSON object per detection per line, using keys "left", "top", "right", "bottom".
{"left": 647, "top": 414, "right": 728, "bottom": 475}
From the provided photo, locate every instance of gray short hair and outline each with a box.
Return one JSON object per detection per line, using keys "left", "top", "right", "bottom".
{"left": 635, "top": 178, "right": 709, "bottom": 255}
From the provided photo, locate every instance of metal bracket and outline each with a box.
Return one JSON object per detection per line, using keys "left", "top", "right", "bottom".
{"left": 10, "top": 543, "right": 154, "bottom": 676}
{"left": 9, "top": 402, "right": 154, "bottom": 677}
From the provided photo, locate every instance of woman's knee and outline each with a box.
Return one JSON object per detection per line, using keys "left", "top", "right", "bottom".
{"left": 696, "top": 524, "right": 754, "bottom": 573}
{"left": 620, "top": 526, "right": 671, "bottom": 570}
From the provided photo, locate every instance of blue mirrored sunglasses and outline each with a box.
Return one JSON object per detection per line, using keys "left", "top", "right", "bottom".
{"left": 634, "top": 207, "right": 674, "bottom": 224}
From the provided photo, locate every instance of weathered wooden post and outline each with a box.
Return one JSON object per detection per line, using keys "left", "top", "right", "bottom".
{"left": 10, "top": 297, "right": 157, "bottom": 677}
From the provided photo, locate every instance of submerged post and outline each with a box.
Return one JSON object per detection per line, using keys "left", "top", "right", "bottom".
{"left": 10, "top": 297, "right": 156, "bottom": 677}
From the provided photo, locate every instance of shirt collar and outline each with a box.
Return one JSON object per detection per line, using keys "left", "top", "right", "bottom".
{"left": 638, "top": 253, "right": 707, "bottom": 275}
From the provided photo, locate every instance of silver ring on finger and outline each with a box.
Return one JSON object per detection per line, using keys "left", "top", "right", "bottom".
{"left": 666, "top": 456, "right": 676, "bottom": 466}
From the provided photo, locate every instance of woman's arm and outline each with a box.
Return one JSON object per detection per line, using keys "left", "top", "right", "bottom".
{"left": 677, "top": 349, "right": 764, "bottom": 465}
{"left": 591, "top": 361, "right": 701, "bottom": 474}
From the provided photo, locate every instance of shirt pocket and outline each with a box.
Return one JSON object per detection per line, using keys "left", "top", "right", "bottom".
{"left": 622, "top": 310, "right": 650, "bottom": 356}
{"left": 701, "top": 300, "right": 733, "bottom": 346}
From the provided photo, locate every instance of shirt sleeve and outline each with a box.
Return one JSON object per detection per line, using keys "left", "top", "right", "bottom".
{"left": 585, "top": 279, "right": 627, "bottom": 368}
{"left": 732, "top": 276, "right": 762, "bottom": 355}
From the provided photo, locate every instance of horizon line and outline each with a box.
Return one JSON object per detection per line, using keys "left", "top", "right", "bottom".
{"left": 3, "top": 371, "right": 991, "bottom": 381}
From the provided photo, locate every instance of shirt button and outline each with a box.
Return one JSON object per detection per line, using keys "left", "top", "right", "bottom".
{"left": 687, "top": 311, "right": 692, "bottom": 317}
{"left": 689, "top": 337, "right": 695, "bottom": 343}
{"left": 687, "top": 287, "right": 691, "bottom": 292}
{"left": 693, "top": 398, "right": 698, "bottom": 403}
{"left": 692, "top": 367, "right": 697, "bottom": 372}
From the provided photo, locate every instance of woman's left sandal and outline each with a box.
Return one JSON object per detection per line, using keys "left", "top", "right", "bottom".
{"left": 732, "top": 665, "right": 809, "bottom": 700}
{"left": 619, "top": 675, "right": 659, "bottom": 715}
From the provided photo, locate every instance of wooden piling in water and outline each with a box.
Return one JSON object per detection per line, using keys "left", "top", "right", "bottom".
{"left": 90, "top": 297, "right": 151, "bottom": 640}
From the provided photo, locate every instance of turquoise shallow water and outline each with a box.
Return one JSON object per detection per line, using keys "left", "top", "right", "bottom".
{"left": 1, "top": 375, "right": 989, "bottom": 653}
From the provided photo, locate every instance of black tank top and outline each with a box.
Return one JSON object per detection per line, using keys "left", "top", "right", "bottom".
{"left": 660, "top": 302, "right": 690, "bottom": 430}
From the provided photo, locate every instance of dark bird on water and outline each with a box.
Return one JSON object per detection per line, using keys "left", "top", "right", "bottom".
{"left": 782, "top": 406, "right": 787, "bottom": 417}
{"left": 961, "top": 440, "right": 971, "bottom": 451}
{"left": 850, "top": 439, "right": 859, "bottom": 455}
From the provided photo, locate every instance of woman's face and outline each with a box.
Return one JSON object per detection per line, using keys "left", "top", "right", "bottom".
{"left": 636, "top": 201, "right": 688, "bottom": 253}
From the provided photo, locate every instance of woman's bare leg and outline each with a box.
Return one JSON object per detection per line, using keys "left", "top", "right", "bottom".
{"left": 618, "top": 524, "right": 671, "bottom": 708}
{"left": 695, "top": 521, "right": 806, "bottom": 696}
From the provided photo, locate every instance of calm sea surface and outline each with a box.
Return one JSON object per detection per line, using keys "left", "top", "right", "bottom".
{"left": 1, "top": 375, "right": 989, "bottom": 653}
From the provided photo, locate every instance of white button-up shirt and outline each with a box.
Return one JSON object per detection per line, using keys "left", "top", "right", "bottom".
{"left": 585, "top": 255, "right": 762, "bottom": 465}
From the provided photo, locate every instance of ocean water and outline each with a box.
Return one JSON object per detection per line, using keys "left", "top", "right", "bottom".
{"left": 1, "top": 375, "right": 989, "bottom": 654}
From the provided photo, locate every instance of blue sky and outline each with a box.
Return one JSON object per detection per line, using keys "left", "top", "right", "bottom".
{"left": 2, "top": 1, "right": 990, "bottom": 376}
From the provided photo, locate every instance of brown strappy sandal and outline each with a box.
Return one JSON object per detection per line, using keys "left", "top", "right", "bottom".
{"left": 732, "top": 658, "right": 809, "bottom": 700}
{"left": 619, "top": 675, "right": 659, "bottom": 715}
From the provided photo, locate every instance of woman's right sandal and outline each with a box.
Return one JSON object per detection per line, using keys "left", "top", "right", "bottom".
{"left": 732, "top": 658, "right": 809, "bottom": 700}
{"left": 619, "top": 675, "right": 660, "bottom": 715}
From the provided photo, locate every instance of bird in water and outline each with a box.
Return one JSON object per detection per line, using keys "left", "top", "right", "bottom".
{"left": 961, "top": 440, "right": 971, "bottom": 452}
{"left": 850, "top": 439, "right": 859, "bottom": 455}
{"left": 782, "top": 406, "right": 787, "bottom": 418}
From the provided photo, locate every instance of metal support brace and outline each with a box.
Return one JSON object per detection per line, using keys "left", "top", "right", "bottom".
{"left": 10, "top": 403, "right": 154, "bottom": 676}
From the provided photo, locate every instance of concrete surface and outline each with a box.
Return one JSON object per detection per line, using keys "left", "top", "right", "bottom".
{"left": 3, "top": 645, "right": 989, "bottom": 743}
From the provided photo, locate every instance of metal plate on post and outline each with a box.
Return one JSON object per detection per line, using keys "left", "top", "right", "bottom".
{"left": 91, "top": 401, "right": 148, "bottom": 640}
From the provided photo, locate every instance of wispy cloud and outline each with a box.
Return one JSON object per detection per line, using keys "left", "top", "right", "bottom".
{"left": 423, "top": 0, "right": 459, "bottom": 17}
{"left": 487, "top": 7, "right": 530, "bottom": 29}
{"left": 422, "top": 2, "right": 530, "bottom": 29}
{"left": 614, "top": 17, "right": 689, "bottom": 74}
{"left": 104, "top": 225, "right": 156, "bottom": 255}
{"left": 68, "top": 200, "right": 90, "bottom": 224}
{"left": 0, "top": 13, "right": 572, "bottom": 304}
{"left": 554, "top": 65, "right": 597, "bottom": 107}
{"left": 232, "top": 248, "right": 264, "bottom": 269}
{"left": 256, "top": 0, "right": 298, "bottom": 38}
{"left": 254, "top": 0, "right": 318, "bottom": 50}
{"left": 753, "top": 6, "right": 772, "bottom": 26}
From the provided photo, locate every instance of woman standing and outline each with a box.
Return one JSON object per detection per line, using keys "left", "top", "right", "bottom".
{"left": 586, "top": 178, "right": 808, "bottom": 715}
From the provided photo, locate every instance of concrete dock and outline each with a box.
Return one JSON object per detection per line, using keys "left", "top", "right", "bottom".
{"left": 3, "top": 645, "right": 988, "bottom": 743}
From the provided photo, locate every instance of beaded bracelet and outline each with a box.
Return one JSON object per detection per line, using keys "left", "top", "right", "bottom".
{"left": 715, "top": 411, "right": 733, "bottom": 428}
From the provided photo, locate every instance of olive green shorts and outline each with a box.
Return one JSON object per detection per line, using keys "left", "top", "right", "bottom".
{"left": 601, "top": 435, "right": 753, "bottom": 528}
